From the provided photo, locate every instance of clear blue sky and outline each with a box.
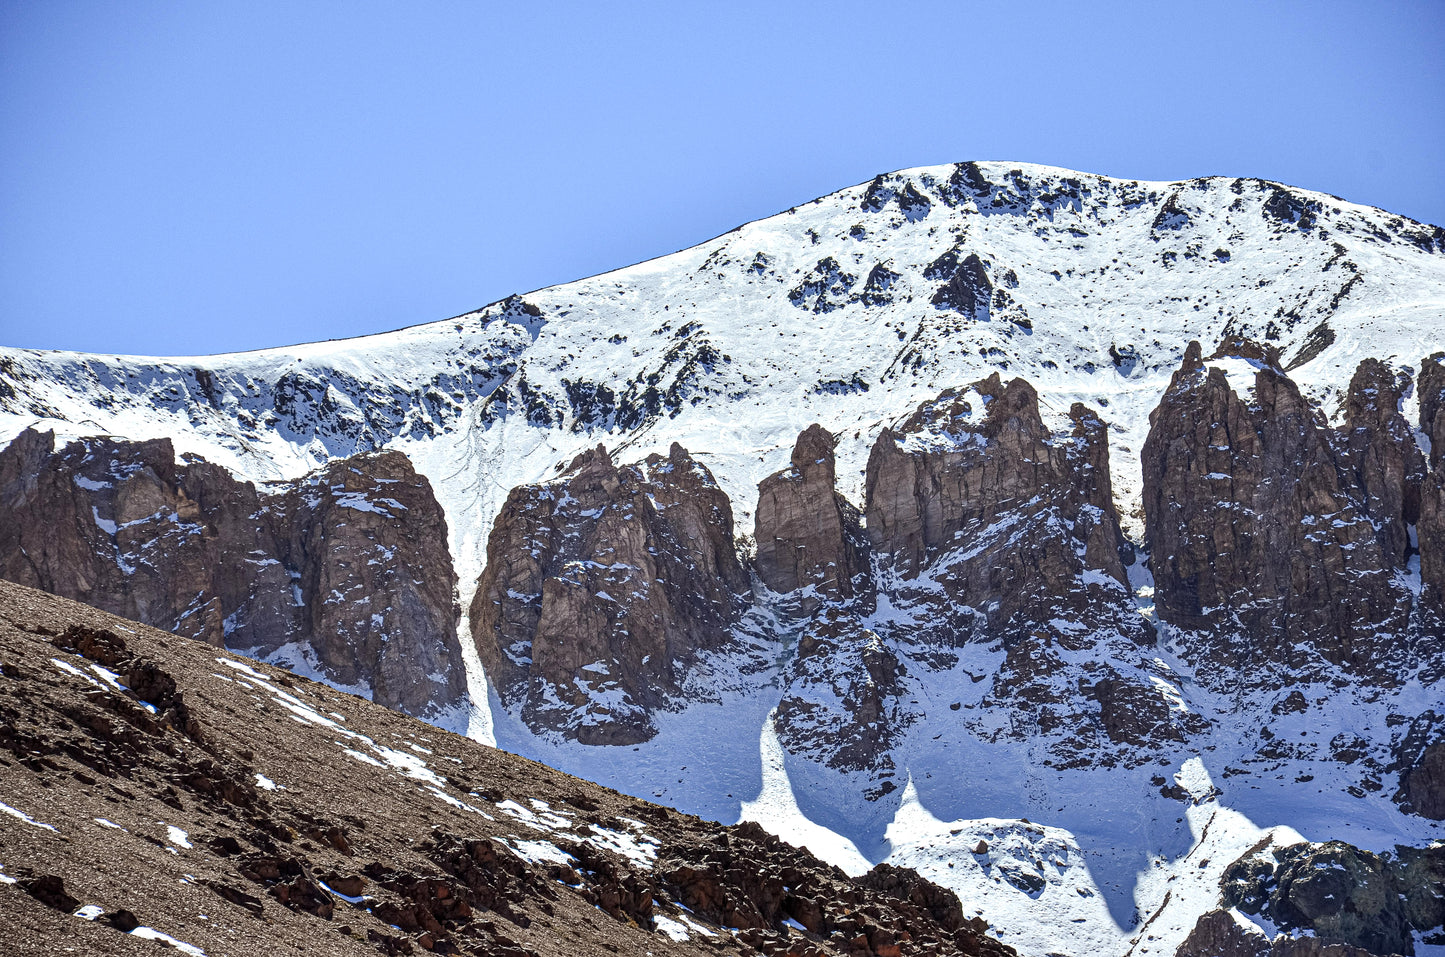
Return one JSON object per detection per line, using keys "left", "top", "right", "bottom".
{"left": 2, "top": 1, "right": 1442, "bottom": 356}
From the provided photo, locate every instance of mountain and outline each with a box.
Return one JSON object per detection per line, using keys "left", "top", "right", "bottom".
{"left": 2, "top": 161, "right": 1444, "bottom": 956}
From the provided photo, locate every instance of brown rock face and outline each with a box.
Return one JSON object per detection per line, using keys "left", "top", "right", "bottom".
{"left": 1421, "top": 353, "right": 1445, "bottom": 472}
{"left": 273, "top": 451, "right": 465, "bottom": 719}
{"left": 863, "top": 374, "right": 1140, "bottom": 648}
{"left": 469, "top": 442, "right": 748, "bottom": 744}
{"left": 0, "top": 430, "right": 286, "bottom": 649}
{"left": 1419, "top": 355, "right": 1445, "bottom": 629}
{"left": 1142, "top": 343, "right": 1412, "bottom": 681}
{"left": 754, "top": 423, "right": 872, "bottom": 615}
{"left": 1422, "top": 470, "right": 1445, "bottom": 623}
{"left": 1175, "top": 909, "right": 1271, "bottom": 957}
{"left": 0, "top": 430, "right": 466, "bottom": 720}
{"left": 1337, "top": 358, "right": 1424, "bottom": 569}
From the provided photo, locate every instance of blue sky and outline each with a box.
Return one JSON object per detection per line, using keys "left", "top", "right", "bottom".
{"left": 2, "top": 1, "right": 1442, "bottom": 356}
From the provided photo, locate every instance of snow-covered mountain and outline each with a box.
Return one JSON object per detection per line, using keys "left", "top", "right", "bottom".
{"left": 3, "top": 161, "right": 1444, "bottom": 957}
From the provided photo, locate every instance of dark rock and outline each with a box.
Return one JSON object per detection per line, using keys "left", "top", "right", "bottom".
{"left": 19, "top": 874, "right": 79, "bottom": 913}
{"left": 1142, "top": 343, "right": 1413, "bottom": 684}
{"left": 0, "top": 431, "right": 467, "bottom": 720}
{"left": 1421, "top": 354, "right": 1445, "bottom": 472}
{"left": 774, "top": 607, "right": 912, "bottom": 786}
{"left": 470, "top": 443, "right": 748, "bottom": 744}
{"left": 1337, "top": 358, "right": 1423, "bottom": 568}
{"left": 754, "top": 424, "right": 872, "bottom": 616}
{"left": 931, "top": 253, "right": 993, "bottom": 320}
{"left": 1220, "top": 839, "right": 1442, "bottom": 955}
{"left": 1400, "top": 738, "right": 1445, "bottom": 820}
{"left": 1176, "top": 909, "right": 1269, "bottom": 956}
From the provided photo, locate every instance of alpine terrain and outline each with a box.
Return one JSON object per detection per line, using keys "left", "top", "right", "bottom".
{"left": 2, "top": 161, "right": 1444, "bottom": 957}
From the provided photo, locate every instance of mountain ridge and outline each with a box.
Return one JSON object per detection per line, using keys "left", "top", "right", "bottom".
{"left": 2, "top": 161, "right": 1443, "bottom": 957}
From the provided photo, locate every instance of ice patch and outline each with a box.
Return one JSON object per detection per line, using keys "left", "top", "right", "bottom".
{"left": 505, "top": 839, "right": 576, "bottom": 866}
{"left": 130, "top": 927, "right": 206, "bottom": 956}
{"left": 0, "top": 800, "right": 57, "bottom": 832}
{"left": 653, "top": 913, "right": 691, "bottom": 941}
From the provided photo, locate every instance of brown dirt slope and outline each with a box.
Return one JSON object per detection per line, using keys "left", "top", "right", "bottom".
{"left": 0, "top": 579, "right": 1013, "bottom": 957}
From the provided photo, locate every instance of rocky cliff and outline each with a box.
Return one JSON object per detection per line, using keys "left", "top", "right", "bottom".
{"left": 1141, "top": 342, "right": 1420, "bottom": 685}
{"left": 0, "top": 430, "right": 466, "bottom": 720}
{"left": 3, "top": 160, "right": 1445, "bottom": 957}
{"left": 754, "top": 423, "right": 872, "bottom": 616}
{"left": 469, "top": 442, "right": 749, "bottom": 744}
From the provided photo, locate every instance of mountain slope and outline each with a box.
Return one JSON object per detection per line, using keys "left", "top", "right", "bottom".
{"left": 2, "top": 161, "right": 1444, "bottom": 957}
{"left": 0, "top": 579, "right": 1015, "bottom": 957}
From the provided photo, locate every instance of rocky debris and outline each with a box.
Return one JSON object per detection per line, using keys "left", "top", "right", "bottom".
{"left": 470, "top": 442, "right": 749, "bottom": 744}
{"left": 755, "top": 424, "right": 872, "bottom": 616}
{"left": 1141, "top": 343, "right": 1414, "bottom": 684}
{"left": 0, "top": 431, "right": 466, "bottom": 719}
{"left": 0, "top": 578, "right": 1015, "bottom": 957}
{"left": 774, "top": 607, "right": 913, "bottom": 792}
{"left": 658, "top": 822, "right": 1012, "bottom": 957}
{"left": 1174, "top": 909, "right": 1382, "bottom": 957}
{"left": 1218, "top": 839, "right": 1445, "bottom": 955}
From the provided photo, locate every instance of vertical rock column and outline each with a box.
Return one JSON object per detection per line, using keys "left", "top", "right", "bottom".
{"left": 1141, "top": 342, "right": 1412, "bottom": 681}
{"left": 754, "top": 423, "right": 872, "bottom": 615}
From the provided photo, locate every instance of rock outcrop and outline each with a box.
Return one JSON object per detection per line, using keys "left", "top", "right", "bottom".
{"left": 0, "top": 430, "right": 280, "bottom": 649}
{"left": 1216, "top": 839, "right": 1445, "bottom": 956}
{"left": 1419, "top": 354, "right": 1445, "bottom": 630}
{"left": 754, "top": 423, "right": 872, "bottom": 615}
{"left": 1142, "top": 343, "right": 1414, "bottom": 683}
{"left": 864, "top": 375, "right": 1137, "bottom": 646}
{"left": 0, "top": 430, "right": 466, "bottom": 720}
{"left": 773, "top": 375, "right": 1184, "bottom": 783}
{"left": 469, "top": 442, "right": 749, "bottom": 744}
{"left": 1420, "top": 353, "right": 1445, "bottom": 472}
{"left": 773, "top": 607, "right": 913, "bottom": 797}
{"left": 273, "top": 451, "right": 465, "bottom": 718}
{"left": 1175, "top": 909, "right": 1381, "bottom": 957}
{"left": 1337, "top": 358, "right": 1424, "bottom": 569}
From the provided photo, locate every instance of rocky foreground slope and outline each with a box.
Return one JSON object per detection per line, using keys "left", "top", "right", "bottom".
{"left": 0, "top": 579, "right": 1015, "bottom": 957}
